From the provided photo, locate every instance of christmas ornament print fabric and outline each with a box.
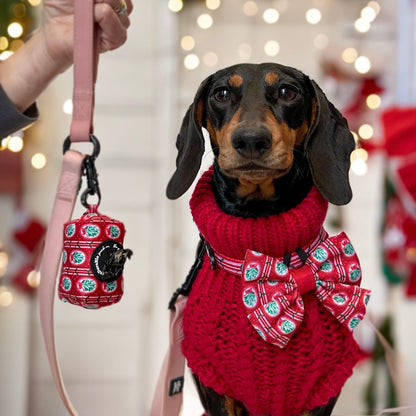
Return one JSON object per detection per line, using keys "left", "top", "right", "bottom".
{"left": 241, "top": 232, "right": 371, "bottom": 348}
{"left": 58, "top": 205, "right": 126, "bottom": 308}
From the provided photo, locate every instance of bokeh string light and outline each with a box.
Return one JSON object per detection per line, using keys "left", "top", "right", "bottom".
{"left": 1, "top": 0, "right": 43, "bottom": 180}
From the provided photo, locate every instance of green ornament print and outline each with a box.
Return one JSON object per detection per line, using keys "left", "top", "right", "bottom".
{"left": 109, "top": 225, "right": 120, "bottom": 238}
{"left": 81, "top": 279, "right": 96, "bottom": 293}
{"left": 245, "top": 267, "right": 259, "bottom": 281}
{"left": 106, "top": 281, "right": 117, "bottom": 292}
{"left": 350, "top": 267, "right": 361, "bottom": 282}
{"left": 333, "top": 295, "right": 346, "bottom": 304}
{"left": 243, "top": 291, "right": 257, "bottom": 307}
{"left": 275, "top": 262, "right": 288, "bottom": 276}
{"left": 72, "top": 251, "right": 85, "bottom": 265}
{"left": 313, "top": 247, "right": 328, "bottom": 262}
{"left": 349, "top": 317, "right": 361, "bottom": 330}
{"left": 66, "top": 224, "right": 75, "bottom": 237}
{"left": 265, "top": 301, "right": 280, "bottom": 316}
{"left": 343, "top": 243, "right": 355, "bottom": 256}
{"left": 281, "top": 320, "right": 295, "bottom": 334}
{"left": 85, "top": 225, "right": 100, "bottom": 238}
{"left": 63, "top": 277, "right": 71, "bottom": 291}
{"left": 62, "top": 250, "right": 67, "bottom": 264}
{"left": 320, "top": 261, "right": 332, "bottom": 272}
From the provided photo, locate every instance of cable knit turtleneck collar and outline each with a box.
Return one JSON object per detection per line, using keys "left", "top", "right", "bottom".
{"left": 190, "top": 167, "right": 329, "bottom": 260}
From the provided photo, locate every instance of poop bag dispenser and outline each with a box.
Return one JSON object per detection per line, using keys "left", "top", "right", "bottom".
{"left": 59, "top": 204, "right": 132, "bottom": 308}
{"left": 58, "top": 145, "right": 132, "bottom": 309}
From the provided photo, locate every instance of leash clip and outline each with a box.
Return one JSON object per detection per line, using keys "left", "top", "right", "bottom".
{"left": 81, "top": 154, "right": 101, "bottom": 209}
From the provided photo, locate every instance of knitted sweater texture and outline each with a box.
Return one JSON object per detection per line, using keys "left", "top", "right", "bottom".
{"left": 182, "top": 168, "right": 361, "bottom": 416}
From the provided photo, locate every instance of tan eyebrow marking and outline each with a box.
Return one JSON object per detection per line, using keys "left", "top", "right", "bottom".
{"left": 265, "top": 72, "right": 279, "bottom": 86}
{"left": 228, "top": 74, "right": 243, "bottom": 88}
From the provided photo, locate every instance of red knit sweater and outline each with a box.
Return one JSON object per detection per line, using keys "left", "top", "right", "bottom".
{"left": 182, "top": 168, "right": 362, "bottom": 416}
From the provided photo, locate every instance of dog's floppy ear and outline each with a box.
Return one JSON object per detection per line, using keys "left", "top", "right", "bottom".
{"left": 304, "top": 79, "right": 356, "bottom": 205}
{"left": 166, "top": 77, "right": 211, "bottom": 200}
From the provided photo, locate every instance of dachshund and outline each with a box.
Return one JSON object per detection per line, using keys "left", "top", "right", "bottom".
{"left": 166, "top": 63, "right": 356, "bottom": 416}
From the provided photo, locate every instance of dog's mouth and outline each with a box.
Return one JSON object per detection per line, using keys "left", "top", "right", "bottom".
{"left": 224, "top": 163, "right": 291, "bottom": 181}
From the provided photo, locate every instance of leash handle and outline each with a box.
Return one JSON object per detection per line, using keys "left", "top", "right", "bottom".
{"left": 39, "top": 0, "right": 98, "bottom": 413}
{"left": 69, "top": 0, "right": 99, "bottom": 143}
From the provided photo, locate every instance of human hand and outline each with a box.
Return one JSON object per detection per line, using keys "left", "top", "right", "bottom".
{"left": 41, "top": 0, "right": 133, "bottom": 72}
{"left": 0, "top": 0, "right": 132, "bottom": 113}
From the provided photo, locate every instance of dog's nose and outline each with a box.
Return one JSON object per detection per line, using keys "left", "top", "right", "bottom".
{"left": 231, "top": 127, "right": 272, "bottom": 159}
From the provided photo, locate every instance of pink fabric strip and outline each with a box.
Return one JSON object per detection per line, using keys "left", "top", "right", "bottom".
{"left": 150, "top": 295, "right": 187, "bottom": 416}
{"left": 39, "top": 0, "right": 98, "bottom": 413}
{"left": 69, "top": 0, "right": 96, "bottom": 143}
{"left": 39, "top": 150, "right": 84, "bottom": 416}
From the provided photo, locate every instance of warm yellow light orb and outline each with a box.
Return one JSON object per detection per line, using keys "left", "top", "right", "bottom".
{"left": 342, "top": 47, "right": 358, "bottom": 64}
{"left": 8, "top": 135, "right": 24, "bottom": 152}
{"left": 168, "top": 0, "right": 183, "bottom": 12}
{"left": 197, "top": 13, "right": 213, "bottom": 29}
{"left": 351, "top": 159, "right": 368, "bottom": 176}
{"left": 366, "top": 94, "right": 381, "bottom": 110}
{"left": 8, "top": 22, "right": 23, "bottom": 38}
{"left": 184, "top": 54, "right": 200, "bottom": 70}
{"left": 0, "top": 287, "right": 13, "bottom": 307}
{"left": 306, "top": 8, "right": 322, "bottom": 24}
{"left": 355, "top": 56, "right": 371, "bottom": 74}
{"left": 358, "top": 124, "right": 374, "bottom": 140}
{"left": 354, "top": 18, "right": 370, "bottom": 33}
{"left": 361, "top": 6, "right": 376, "bottom": 22}
{"left": 264, "top": 40, "right": 280, "bottom": 57}
{"left": 263, "top": 8, "right": 279, "bottom": 24}
{"left": 181, "top": 35, "right": 195, "bottom": 51}
{"left": 0, "top": 252, "right": 8, "bottom": 277}
{"left": 206, "top": 0, "right": 220, "bottom": 10}
{"left": 31, "top": 153, "right": 47, "bottom": 170}
{"left": 350, "top": 148, "right": 369, "bottom": 163}
{"left": 242, "top": 1, "right": 258, "bottom": 16}
{"left": 0, "top": 36, "right": 9, "bottom": 51}
{"left": 27, "top": 270, "right": 40, "bottom": 288}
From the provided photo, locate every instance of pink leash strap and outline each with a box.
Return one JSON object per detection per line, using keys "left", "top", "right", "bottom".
{"left": 39, "top": 0, "right": 98, "bottom": 413}
{"left": 39, "top": 150, "right": 84, "bottom": 416}
{"left": 150, "top": 295, "right": 187, "bottom": 416}
{"left": 69, "top": 0, "right": 97, "bottom": 143}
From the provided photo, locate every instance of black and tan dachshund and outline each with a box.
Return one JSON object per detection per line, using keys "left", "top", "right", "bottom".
{"left": 166, "top": 63, "right": 356, "bottom": 415}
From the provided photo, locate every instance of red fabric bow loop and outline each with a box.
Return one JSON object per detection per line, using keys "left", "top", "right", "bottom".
{"left": 241, "top": 232, "right": 371, "bottom": 348}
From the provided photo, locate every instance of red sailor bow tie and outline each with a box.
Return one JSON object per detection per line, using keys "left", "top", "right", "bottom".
{"left": 241, "top": 232, "right": 371, "bottom": 348}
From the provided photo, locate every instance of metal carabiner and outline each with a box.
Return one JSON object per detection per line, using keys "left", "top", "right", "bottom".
{"left": 63, "top": 134, "right": 101, "bottom": 160}
{"left": 80, "top": 155, "right": 101, "bottom": 209}
{"left": 62, "top": 134, "right": 102, "bottom": 208}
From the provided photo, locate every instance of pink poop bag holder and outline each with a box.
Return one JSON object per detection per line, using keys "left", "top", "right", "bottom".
{"left": 58, "top": 139, "right": 132, "bottom": 309}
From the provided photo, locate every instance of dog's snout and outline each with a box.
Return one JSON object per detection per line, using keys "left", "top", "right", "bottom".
{"left": 231, "top": 127, "right": 272, "bottom": 159}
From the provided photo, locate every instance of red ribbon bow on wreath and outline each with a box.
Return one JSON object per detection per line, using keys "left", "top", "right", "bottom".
{"left": 241, "top": 232, "right": 371, "bottom": 348}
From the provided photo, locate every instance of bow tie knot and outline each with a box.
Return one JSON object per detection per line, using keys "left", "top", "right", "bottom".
{"left": 241, "top": 232, "right": 370, "bottom": 348}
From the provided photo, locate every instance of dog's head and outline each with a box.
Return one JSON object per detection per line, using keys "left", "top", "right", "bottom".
{"left": 166, "top": 63, "right": 355, "bottom": 206}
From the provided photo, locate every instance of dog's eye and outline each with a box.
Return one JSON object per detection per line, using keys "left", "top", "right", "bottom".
{"left": 278, "top": 85, "right": 298, "bottom": 101}
{"left": 214, "top": 88, "right": 231, "bottom": 103}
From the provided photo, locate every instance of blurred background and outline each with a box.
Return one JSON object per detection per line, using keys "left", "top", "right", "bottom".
{"left": 1, "top": 0, "right": 416, "bottom": 414}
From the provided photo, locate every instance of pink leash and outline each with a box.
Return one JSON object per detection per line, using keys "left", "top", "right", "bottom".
{"left": 39, "top": 1, "right": 98, "bottom": 414}
{"left": 150, "top": 295, "right": 187, "bottom": 416}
